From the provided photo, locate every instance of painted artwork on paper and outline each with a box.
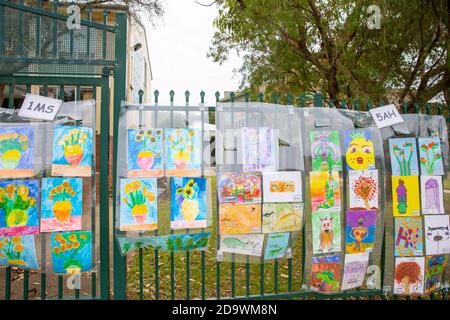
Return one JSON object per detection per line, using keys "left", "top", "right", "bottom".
{"left": 241, "top": 127, "right": 277, "bottom": 172}
{"left": 264, "top": 232, "right": 290, "bottom": 260}
{"left": 119, "top": 178, "right": 158, "bottom": 231}
{"left": 312, "top": 211, "right": 341, "bottom": 254}
{"left": 262, "top": 203, "right": 303, "bottom": 233}
{"left": 0, "top": 126, "right": 34, "bottom": 178}
{"left": 127, "top": 128, "right": 163, "bottom": 177}
{"left": 344, "top": 130, "right": 375, "bottom": 170}
{"left": 219, "top": 204, "right": 261, "bottom": 235}
{"left": 164, "top": 232, "right": 211, "bottom": 252}
{"left": 394, "top": 257, "right": 425, "bottom": 295}
{"left": 425, "top": 255, "right": 448, "bottom": 293}
{"left": 389, "top": 138, "right": 419, "bottom": 176}
{"left": 117, "top": 237, "right": 158, "bottom": 255}
{"left": 0, "top": 235, "right": 39, "bottom": 270}
{"left": 424, "top": 215, "right": 450, "bottom": 255}
{"left": 52, "top": 126, "right": 93, "bottom": 177}
{"left": 310, "top": 130, "right": 342, "bottom": 171}
{"left": 349, "top": 170, "right": 378, "bottom": 210}
{"left": 420, "top": 176, "right": 444, "bottom": 214}
{"left": 394, "top": 217, "right": 423, "bottom": 256}
{"left": 391, "top": 176, "right": 420, "bottom": 216}
{"left": 51, "top": 231, "right": 92, "bottom": 274}
{"left": 219, "top": 234, "right": 264, "bottom": 256}
{"left": 165, "top": 128, "right": 201, "bottom": 177}
{"left": 309, "top": 171, "right": 340, "bottom": 212}
{"left": 218, "top": 172, "right": 261, "bottom": 205}
{"left": 418, "top": 137, "right": 444, "bottom": 175}
{"left": 341, "top": 253, "right": 369, "bottom": 290}
{"left": 345, "top": 210, "right": 376, "bottom": 254}
{"left": 40, "top": 178, "right": 82, "bottom": 232}
{"left": 170, "top": 177, "right": 207, "bottom": 229}
{"left": 0, "top": 180, "right": 39, "bottom": 236}
{"left": 310, "top": 254, "right": 341, "bottom": 294}
{"left": 262, "top": 171, "right": 302, "bottom": 203}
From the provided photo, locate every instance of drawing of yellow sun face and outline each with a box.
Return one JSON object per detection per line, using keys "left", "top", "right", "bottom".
{"left": 346, "top": 136, "right": 375, "bottom": 170}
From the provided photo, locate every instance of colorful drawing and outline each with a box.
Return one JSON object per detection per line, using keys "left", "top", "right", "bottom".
{"left": 218, "top": 172, "right": 261, "bottom": 204}
{"left": 40, "top": 178, "right": 82, "bottom": 232}
{"left": 310, "top": 130, "right": 342, "bottom": 171}
{"left": 219, "top": 204, "right": 261, "bottom": 235}
{"left": 51, "top": 231, "right": 92, "bottom": 274}
{"left": 52, "top": 125, "right": 93, "bottom": 177}
{"left": 310, "top": 254, "right": 341, "bottom": 293}
{"left": 345, "top": 210, "right": 376, "bottom": 254}
{"left": 418, "top": 137, "right": 444, "bottom": 175}
{"left": 262, "top": 203, "right": 303, "bottom": 233}
{"left": 424, "top": 214, "right": 450, "bottom": 255}
{"left": 264, "top": 232, "right": 290, "bottom": 260}
{"left": 344, "top": 130, "right": 376, "bottom": 170}
{"left": 119, "top": 178, "right": 158, "bottom": 231}
{"left": 219, "top": 234, "right": 264, "bottom": 256}
{"left": 349, "top": 170, "right": 378, "bottom": 210}
{"left": 164, "top": 232, "right": 211, "bottom": 252}
{"left": 389, "top": 138, "right": 419, "bottom": 176}
{"left": 341, "top": 253, "right": 370, "bottom": 290}
{"left": 394, "top": 257, "right": 425, "bottom": 295}
{"left": 309, "top": 171, "right": 340, "bottom": 212}
{"left": 117, "top": 236, "right": 158, "bottom": 255}
{"left": 425, "top": 255, "right": 448, "bottom": 293}
{"left": 170, "top": 177, "right": 207, "bottom": 229}
{"left": 421, "top": 176, "right": 444, "bottom": 214}
{"left": 0, "top": 235, "right": 39, "bottom": 270}
{"left": 0, "top": 180, "right": 39, "bottom": 236}
{"left": 312, "top": 211, "right": 341, "bottom": 254}
{"left": 394, "top": 217, "right": 423, "bottom": 256}
{"left": 241, "top": 127, "right": 277, "bottom": 172}
{"left": 391, "top": 176, "right": 421, "bottom": 216}
{"left": 0, "top": 126, "right": 34, "bottom": 178}
{"left": 127, "top": 128, "right": 163, "bottom": 177}
{"left": 262, "top": 171, "right": 302, "bottom": 203}
{"left": 165, "top": 128, "right": 201, "bottom": 177}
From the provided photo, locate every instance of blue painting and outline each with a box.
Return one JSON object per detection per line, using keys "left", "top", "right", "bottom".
{"left": 127, "top": 128, "right": 163, "bottom": 177}
{"left": 418, "top": 137, "right": 444, "bottom": 175}
{"left": 51, "top": 231, "right": 92, "bottom": 274}
{"left": 264, "top": 232, "right": 290, "bottom": 260}
{"left": 117, "top": 236, "right": 162, "bottom": 255}
{"left": 165, "top": 128, "right": 201, "bottom": 176}
{"left": 389, "top": 138, "right": 419, "bottom": 176}
{"left": 0, "top": 126, "right": 34, "bottom": 178}
{"left": 163, "top": 232, "right": 211, "bottom": 252}
{"left": 0, "top": 235, "right": 39, "bottom": 270}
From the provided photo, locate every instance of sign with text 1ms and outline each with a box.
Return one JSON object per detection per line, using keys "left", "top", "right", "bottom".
{"left": 369, "top": 104, "right": 404, "bottom": 129}
{"left": 19, "top": 94, "right": 63, "bottom": 121}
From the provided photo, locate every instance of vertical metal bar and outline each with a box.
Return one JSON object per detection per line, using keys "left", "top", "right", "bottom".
{"left": 5, "top": 267, "right": 11, "bottom": 300}
{"left": 35, "top": 0, "right": 41, "bottom": 58}
{"left": 215, "top": 91, "right": 221, "bottom": 299}
{"left": 52, "top": 1, "right": 58, "bottom": 58}
{"left": 91, "top": 85, "right": 97, "bottom": 298}
{"left": 199, "top": 90, "right": 206, "bottom": 300}
{"left": 139, "top": 248, "right": 143, "bottom": 300}
{"left": 102, "top": 11, "right": 108, "bottom": 60}
{"left": 19, "top": 0, "right": 25, "bottom": 56}
{"left": 314, "top": 92, "right": 323, "bottom": 107}
{"left": 57, "top": 84, "right": 65, "bottom": 300}
{"left": 169, "top": 90, "right": 175, "bottom": 300}
{"left": 0, "top": 3, "right": 4, "bottom": 57}
{"left": 86, "top": 7, "right": 92, "bottom": 59}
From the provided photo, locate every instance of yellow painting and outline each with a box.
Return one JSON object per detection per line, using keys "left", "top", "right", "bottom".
{"left": 392, "top": 176, "right": 421, "bottom": 217}
{"left": 219, "top": 204, "right": 261, "bottom": 234}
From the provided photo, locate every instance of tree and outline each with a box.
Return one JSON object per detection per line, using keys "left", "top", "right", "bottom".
{"left": 352, "top": 174, "right": 377, "bottom": 210}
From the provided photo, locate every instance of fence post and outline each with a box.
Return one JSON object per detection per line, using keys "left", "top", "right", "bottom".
{"left": 314, "top": 92, "right": 323, "bottom": 107}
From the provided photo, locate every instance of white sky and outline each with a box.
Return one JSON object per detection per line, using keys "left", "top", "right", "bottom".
{"left": 145, "top": 0, "right": 242, "bottom": 106}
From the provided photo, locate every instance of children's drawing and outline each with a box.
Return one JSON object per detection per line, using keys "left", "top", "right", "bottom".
{"left": 119, "top": 178, "right": 158, "bottom": 231}
{"left": 349, "top": 170, "right": 378, "bottom": 210}
{"left": 418, "top": 137, "right": 444, "bottom": 175}
{"left": 262, "top": 171, "right": 302, "bottom": 203}
{"left": 51, "top": 231, "right": 92, "bottom": 274}
{"left": 219, "top": 204, "right": 261, "bottom": 235}
{"left": 165, "top": 128, "right": 201, "bottom": 177}
{"left": 394, "top": 217, "right": 423, "bottom": 256}
{"left": 310, "top": 130, "right": 342, "bottom": 171}
{"left": 345, "top": 210, "right": 376, "bottom": 254}
{"left": 344, "top": 130, "right": 375, "bottom": 170}
{"left": 424, "top": 214, "right": 450, "bottom": 255}
{"left": 264, "top": 232, "right": 290, "bottom": 260}
{"left": 164, "top": 232, "right": 211, "bottom": 252}
{"left": 170, "top": 177, "right": 207, "bottom": 229}
{"left": 218, "top": 172, "right": 261, "bottom": 204}
{"left": 309, "top": 171, "right": 340, "bottom": 212}
{"left": 394, "top": 257, "right": 425, "bottom": 295}
{"left": 310, "top": 254, "right": 341, "bottom": 293}
{"left": 52, "top": 126, "right": 93, "bottom": 177}
{"left": 389, "top": 138, "right": 419, "bottom": 176}
{"left": 425, "top": 255, "right": 448, "bottom": 293}
{"left": 241, "top": 127, "right": 277, "bottom": 172}
{"left": 341, "top": 252, "right": 370, "bottom": 290}
{"left": 262, "top": 203, "right": 303, "bottom": 233}
{"left": 219, "top": 234, "right": 264, "bottom": 256}
{"left": 420, "top": 176, "right": 444, "bottom": 214}
{"left": 391, "top": 176, "right": 420, "bottom": 216}
{"left": 0, "top": 235, "right": 39, "bottom": 270}
{"left": 40, "top": 178, "right": 83, "bottom": 232}
{"left": 117, "top": 237, "right": 157, "bottom": 255}
{"left": 0, "top": 180, "right": 39, "bottom": 236}
{"left": 312, "top": 211, "right": 341, "bottom": 254}
{"left": 0, "top": 126, "right": 34, "bottom": 178}
{"left": 127, "top": 128, "right": 163, "bottom": 177}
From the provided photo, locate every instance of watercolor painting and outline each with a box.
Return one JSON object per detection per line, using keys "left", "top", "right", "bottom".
{"left": 310, "top": 254, "right": 341, "bottom": 294}
{"left": 119, "top": 178, "right": 158, "bottom": 231}
{"left": 51, "top": 231, "right": 92, "bottom": 274}
{"left": 425, "top": 255, "right": 448, "bottom": 293}
{"left": 262, "top": 203, "right": 303, "bottom": 233}
{"left": 310, "top": 130, "right": 342, "bottom": 171}
{"left": 394, "top": 217, "right": 423, "bottom": 256}
{"left": 52, "top": 125, "right": 93, "bottom": 177}
{"left": 421, "top": 176, "right": 444, "bottom": 214}
{"left": 344, "top": 130, "right": 376, "bottom": 171}
{"left": 165, "top": 128, "right": 201, "bottom": 177}
{"left": 341, "top": 252, "right": 370, "bottom": 290}
{"left": 40, "top": 178, "right": 82, "bottom": 232}
{"left": 349, "top": 170, "right": 378, "bottom": 210}
{"left": 264, "top": 232, "right": 290, "bottom": 260}
{"left": 163, "top": 233, "right": 211, "bottom": 252}
{"left": 262, "top": 171, "right": 302, "bottom": 203}
{"left": 424, "top": 214, "right": 450, "bottom": 255}
{"left": 0, "top": 235, "right": 39, "bottom": 270}
{"left": 391, "top": 176, "right": 421, "bottom": 216}
{"left": 389, "top": 138, "right": 419, "bottom": 176}
{"left": 219, "top": 204, "right": 261, "bottom": 235}
{"left": 309, "top": 171, "right": 341, "bottom": 212}
{"left": 418, "top": 137, "right": 444, "bottom": 175}
{"left": 127, "top": 128, "right": 163, "bottom": 177}
{"left": 241, "top": 127, "right": 277, "bottom": 172}
{"left": 0, "top": 126, "right": 34, "bottom": 178}
{"left": 218, "top": 172, "right": 261, "bottom": 205}
{"left": 345, "top": 210, "right": 377, "bottom": 254}
{"left": 394, "top": 257, "right": 425, "bottom": 295}
{"left": 170, "top": 177, "right": 207, "bottom": 229}
{"left": 219, "top": 234, "right": 264, "bottom": 256}
{"left": 117, "top": 236, "right": 158, "bottom": 255}
{"left": 312, "top": 211, "right": 341, "bottom": 254}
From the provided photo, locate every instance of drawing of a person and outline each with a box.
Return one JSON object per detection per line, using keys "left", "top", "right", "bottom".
{"left": 396, "top": 179, "right": 407, "bottom": 214}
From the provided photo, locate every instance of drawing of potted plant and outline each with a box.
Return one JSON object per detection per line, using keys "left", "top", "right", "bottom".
{"left": 134, "top": 129, "right": 161, "bottom": 169}
{"left": 0, "top": 184, "right": 36, "bottom": 227}
{"left": 59, "top": 128, "right": 88, "bottom": 165}
{"left": 123, "top": 180, "right": 155, "bottom": 224}
{"left": 0, "top": 132, "right": 29, "bottom": 169}
{"left": 351, "top": 175, "right": 377, "bottom": 210}
{"left": 52, "top": 232, "right": 91, "bottom": 274}
{"left": 395, "top": 261, "right": 421, "bottom": 294}
{"left": 176, "top": 179, "right": 200, "bottom": 221}
{"left": 169, "top": 129, "right": 194, "bottom": 169}
{"left": 392, "top": 142, "right": 414, "bottom": 175}
{"left": 0, "top": 236, "right": 26, "bottom": 266}
{"left": 49, "top": 181, "right": 76, "bottom": 222}
{"left": 420, "top": 141, "right": 442, "bottom": 175}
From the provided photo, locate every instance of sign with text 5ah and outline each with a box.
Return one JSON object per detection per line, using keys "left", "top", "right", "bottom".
{"left": 369, "top": 104, "right": 404, "bottom": 129}
{"left": 18, "top": 94, "right": 63, "bottom": 121}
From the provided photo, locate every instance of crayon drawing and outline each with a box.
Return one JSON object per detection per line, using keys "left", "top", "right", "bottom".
{"left": 127, "top": 128, "right": 163, "bottom": 177}
{"left": 219, "top": 234, "right": 264, "bottom": 256}
{"left": 165, "top": 128, "right": 201, "bottom": 177}
{"left": 310, "top": 254, "right": 341, "bottom": 294}
{"left": 218, "top": 172, "right": 261, "bottom": 205}
{"left": 312, "top": 211, "right": 341, "bottom": 254}
{"left": 262, "top": 171, "right": 302, "bottom": 203}
{"left": 345, "top": 210, "right": 377, "bottom": 254}
{"left": 0, "top": 126, "right": 34, "bottom": 178}
{"left": 0, "top": 235, "right": 39, "bottom": 270}
{"left": 418, "top": 137, "right": 444, "bottom": 175}
{"left": 424, "top": 215, "right": 450, "bottom": 255}
{"left": 262, "top": 203, "right": 303, "bottom": 233}
{"left": 309, "top": 171, "right": 341, "bottom": 212}
{"left": 341, "top": 253, "right": 370, "bottom": 290}
{"left": 420, "top": 176, "right": 444, "bottom": 214}
{"left": 349, "top": 170, "right": 378, "bottom": 210}
{"left": 241, "top": 127, "right": 277, "bottom": 172}
{"left": 391, "top": 176, "right": 421, "bottom": 216}
{"left": 264, "top": 232, "right": 290, "bottom": 260}
{"left": 394, "top": 217, "right": 423, "bottom": 256}
{"left": 51, "top": 231, "right": 92, "bottom": 274}
{"left": 344, "top": 130, "right": 375, "bottom": 170}
{"left": 219, "top": 204, "right": 261, "bottom": 235}
{"left": 310, "top": 130, "right": 342, "bottom": 171}
{"left": 389, "top": 138, "right": 419, "bottom": 176}
{"left": 394, "top": 257, "right": 425, "bottom": 295}
{"left": 425, "top": 255, "right": 448, "bottom": 293}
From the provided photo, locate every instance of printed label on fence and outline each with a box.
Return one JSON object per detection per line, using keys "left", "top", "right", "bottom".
{"left": 19, "top": 93, "right": 63, "bottom": 121}
{"left": 369, "top": 104, "right": 404, "bottom": 128}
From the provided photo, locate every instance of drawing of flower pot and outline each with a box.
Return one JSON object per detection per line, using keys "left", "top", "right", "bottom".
{"left": 64, "top": 260, "right": 82, "bottom": 275}
{"left": 63, "top": 145, "right": 83, "bottom": 165}
{"left": 5, "top": 208, "right": 28, "bottom": 227}
{"left": 181, "top": 198, "right": 199, "bottom": 221}
{"left": 8, "top": 259, "right": 26, "bottom": 266}
{"left": 1, "top": 149, "right": 21, "bottom": 169}
{"left": 131, "top": 203, "right": 148, "bottom": 224}
{"left": 53, "top": 200, "right": 73, "bottom": 222}
{"left": 137, "top": 151, "right": 154, "bottom": 169}
{"left": 174, "top": 151, "right": 190, "bottom": 169}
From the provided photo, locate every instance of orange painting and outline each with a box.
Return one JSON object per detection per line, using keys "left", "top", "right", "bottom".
{"left": 219, "top": 204, "right": 261, "bottom": 234}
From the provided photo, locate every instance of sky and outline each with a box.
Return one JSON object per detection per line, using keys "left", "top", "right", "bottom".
{"left": 144, "top": 0, "right": 242, "bottom": 106}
